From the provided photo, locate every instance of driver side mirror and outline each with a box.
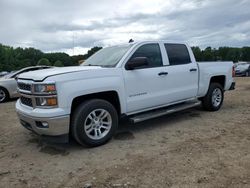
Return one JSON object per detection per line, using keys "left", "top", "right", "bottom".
{"left": 126, "top": 57, "right": 149, "bottom": 70}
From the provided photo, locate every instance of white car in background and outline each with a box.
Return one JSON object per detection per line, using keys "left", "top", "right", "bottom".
{"left": 0, "top": 71, "right": 9, "bottom": 77}
{"left": 0, "top": 66, "right": 51, "bottom": 103}
{"left": 235, "top": 62, "right": 250, "bottom": 77}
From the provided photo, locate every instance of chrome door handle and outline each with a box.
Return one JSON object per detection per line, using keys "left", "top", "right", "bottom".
{"left": 190, "top": 68, "right": 197, "bottom": 72}
{"left": 158, "top": 72, "right": 168, "bottom": 76}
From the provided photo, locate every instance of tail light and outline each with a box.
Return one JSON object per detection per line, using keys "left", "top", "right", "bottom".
{"left": 232, "top": 66, "right": 235, "bottom": 77}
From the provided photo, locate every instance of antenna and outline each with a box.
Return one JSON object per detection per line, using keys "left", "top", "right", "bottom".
{"left": 72, "top": 31, "right": 75, "bottom": 56}
{"left": 129, "top": 39, "right": 134, "bottom": 43}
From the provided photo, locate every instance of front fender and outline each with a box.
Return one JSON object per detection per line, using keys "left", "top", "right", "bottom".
{"left": 56, "top": 76, "right": 126, "bottom": 114}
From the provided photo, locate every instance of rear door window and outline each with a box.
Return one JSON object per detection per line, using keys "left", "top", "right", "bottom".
{"left": 164, "top": 44, "right": 191, "bottom": 65}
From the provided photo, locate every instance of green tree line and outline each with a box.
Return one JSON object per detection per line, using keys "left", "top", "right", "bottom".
{"left": 1, "top": 43, "right": 250, "bottom": 72}
{"left": 191, "top": 46, "right": 250, "bottom": 62}
{"left": 0, "top": 44, "right": 102, "bottom": 72}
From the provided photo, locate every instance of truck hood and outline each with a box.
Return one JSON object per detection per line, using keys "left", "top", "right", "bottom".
{"left": 18, "top": 66, "right": 102, "bottom": 81}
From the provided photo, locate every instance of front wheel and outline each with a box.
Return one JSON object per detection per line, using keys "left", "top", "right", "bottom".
{"left": 71, "top": 99, "right": 118, "bottom": 147}
{"left": 201, "top": 83, "right": 224, "bottom": 111}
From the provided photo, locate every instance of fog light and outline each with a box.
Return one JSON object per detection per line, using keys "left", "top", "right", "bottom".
{"left": 41, "top": 122, "right": 49, "bottom": 127}
{"left": 36, "top": 121, "right": 49, "bottom": 128}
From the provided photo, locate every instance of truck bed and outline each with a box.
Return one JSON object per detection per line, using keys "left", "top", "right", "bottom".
{"left": 197, "top": 61, "right": 234, "bottom": 97}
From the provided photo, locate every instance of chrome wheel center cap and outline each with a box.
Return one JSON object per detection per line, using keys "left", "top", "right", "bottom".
{"left": 94, "top": 119, "right": 99, "bottom": 124}
{"left": 93, "top": 118, "right": 102, "bottom": 129}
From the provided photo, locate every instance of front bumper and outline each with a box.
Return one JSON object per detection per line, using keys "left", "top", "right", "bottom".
{"left": 17, "top": 111, "right": 70, "bottom": 135}
{"left": 16, "top": 107, "right": 70, "bottom": 143}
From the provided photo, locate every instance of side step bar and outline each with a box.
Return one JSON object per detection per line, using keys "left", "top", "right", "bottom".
{"left": 129, "top": 100, "right": 201, "bottom": 123}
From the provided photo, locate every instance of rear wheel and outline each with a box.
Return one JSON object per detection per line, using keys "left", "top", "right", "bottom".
{"left": 201, "top": 83, "right": 224, "bottom": 111}
{"left": 0, "top": 87, "right": 9, "bottom": 103}
{"left": 71, "top": 99, "right": 118, "bottom": 147}
{"left": 246, "top": 71, "right": 250, "bottom": 77}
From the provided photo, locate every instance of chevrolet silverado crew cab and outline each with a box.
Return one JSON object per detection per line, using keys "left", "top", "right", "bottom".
{"left": 16, "top": 41, "right": 235, "bottom": 147}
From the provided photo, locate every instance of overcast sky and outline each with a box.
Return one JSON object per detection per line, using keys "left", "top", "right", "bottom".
{"left": 0, "top": 0, "right": 250, "bottom": 55}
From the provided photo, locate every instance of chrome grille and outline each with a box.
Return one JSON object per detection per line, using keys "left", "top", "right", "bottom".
{"left": 20, "top": 96, "right": 33, "bottom": 107}
{"left": 18, "top": 82, "right": 32, "bottom": 92}
{"left": 17, "top": 79, "right": 57, "bottom": 109}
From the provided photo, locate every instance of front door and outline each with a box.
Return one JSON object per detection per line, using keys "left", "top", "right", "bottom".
{"left": 123, "top": 43, "right": 169, "bottom": 113}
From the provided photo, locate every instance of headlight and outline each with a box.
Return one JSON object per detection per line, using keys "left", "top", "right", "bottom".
{"left": 36, "top": 97, "right": 58, "bottom": 107}
{"left": 34, "top": 83, "right": 56, "bottom": 94}
{"left": 33, "top": 82, "right": 57, "bottom": 108}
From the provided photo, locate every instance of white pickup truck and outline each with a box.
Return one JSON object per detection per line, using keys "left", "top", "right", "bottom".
{"left": 16, "top": 41, "right": 235, "bottom": 147}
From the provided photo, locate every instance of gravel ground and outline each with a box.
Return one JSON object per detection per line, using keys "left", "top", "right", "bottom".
{"left": 0, "top": 77, "right": 250, "bottom": 188}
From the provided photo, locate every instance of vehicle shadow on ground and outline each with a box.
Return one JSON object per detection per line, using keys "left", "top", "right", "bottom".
{"left": 118, "top": 107, "right": 203, "bottom": 133}
{"left": 30, "top": 106, "right": 205, "bottom": 155}
{"left": 2, "top": 98, "right": 18, "bottom": 103}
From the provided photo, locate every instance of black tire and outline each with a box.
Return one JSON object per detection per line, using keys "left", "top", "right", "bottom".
{"left": 246, "top": 71, "right": 250, "bottom": 77}
{"left": 0, "top": 87, "right": 9, "bottom": 103}
{"left": 71, "top": 99, "right": 118, "bottom": 147}
{"left": 201, "top": 83, "right": 224, "bottom": 111}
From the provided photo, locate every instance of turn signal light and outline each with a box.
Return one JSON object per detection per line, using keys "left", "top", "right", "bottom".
{"left": 47, "top": 98, "right": 57, "bottom": 106}
{"left": 36, "top": 97, "right": 58, "bottom": 107}
{"left": 45, "top": 85, "right": 56, "bottom": 92}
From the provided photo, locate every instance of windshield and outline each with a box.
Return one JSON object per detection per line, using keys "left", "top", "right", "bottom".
{"left": 82, "top": 44, "right": 132, "bottom": 67}
{"left": 236, "top": 64, "right": 249, "bottom": 70}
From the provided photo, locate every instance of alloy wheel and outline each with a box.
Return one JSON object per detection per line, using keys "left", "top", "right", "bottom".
{"left": 84, "top": 109, "right": 112, "bottom": 140}
{"left": 212, "top": 88, "right": 222, "bottom": 107}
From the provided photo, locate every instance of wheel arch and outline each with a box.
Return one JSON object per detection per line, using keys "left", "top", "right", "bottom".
{"left": 209, "top": 75, "right": 226, "bottom": 89}
{"left": 70, "top": 90, "right": 121, "bottom": 117}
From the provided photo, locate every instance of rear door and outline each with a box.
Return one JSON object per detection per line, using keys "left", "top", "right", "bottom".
{"left": 162, "top": 43, "right": 199, "bottom": 102}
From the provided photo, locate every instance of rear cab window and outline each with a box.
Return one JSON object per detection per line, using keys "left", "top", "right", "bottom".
{"left": 164, "top": 44, "right": 191, "bottom": 66}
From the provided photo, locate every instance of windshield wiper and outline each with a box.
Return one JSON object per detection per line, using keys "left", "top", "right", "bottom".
{"left": 84, "top": 64, "right": 114, "bottom": 68}
{"left": 101, "top": 65, "right": 115, "bottom": 68}
{"left": 84, "top": 64, "right": 100, "bottom": 66}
